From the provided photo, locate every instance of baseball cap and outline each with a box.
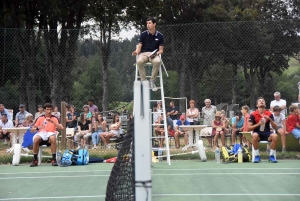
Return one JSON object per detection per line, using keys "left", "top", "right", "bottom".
{"left": 180, "top": 115, "right": 185, "bottom": 120}
{"left": 19, "top": 104, "right": 25, "bottom": 108}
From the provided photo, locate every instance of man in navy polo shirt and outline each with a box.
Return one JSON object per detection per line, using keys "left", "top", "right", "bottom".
{"left": 132, "top": 17, "right": 164, "bottom": 91}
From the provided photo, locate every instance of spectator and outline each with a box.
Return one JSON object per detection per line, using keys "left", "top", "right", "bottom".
{"left": 100, "top": 115, "right": 121, "bottom": 149}
{"left": 0, "top": 104, "right": 13, "bottom": 121}
{"left": 30, "top": 103, "right": 64, "bottom": 167}
{"left": 286, "top": 105, "right": 300, "bottom": 145}
{"left": 220, "top": 110, "right": 230, "bottom": 135}
{"left": 15, "top": 104, "right": 29, "bottom": 126}
{"left": 186, "top": 100, "right": 199, "bottom": 125}
{"left": 153, "top": 103, "right": 160, "bottom": 123}
{"left": 66, "top": 105, "right": 78, "bottom": 130}
{"left": 157, "top": 101, "right": 163, "bottom": 112}
{"left": 75, "top": 113, "right": 92, "bottom": 149}
{"left": 271, "top": 106, "right": 287, "bottom": 152}
{"left": 88, "top": 100, "right": 98, "bottom": 113}
{"left": 0, "top": 113, "right": 14, "bottom": 146}
{"left": 248, "top": 97, "right": 278, "bottom": 163}
{"left": 174, "top": 115, "right": 190, "bottom": 149}
{"left": 202, "top": 99, "right": 217, "bottom": 146}
{"left": 34, "top": 105, "right": 45, "bottom": 120}
{"left": 52, "top": 106, "right": 61, "bottom": 120}
{"left": 81, "top": 105, "right": 92, "bottom": 121}
{"left": 270, "top": 91, "right": 286, "bottom": 116}
{"left": 122, "top": 107, "right": 128, "bottom": 115}
{"left": 19, "top": 113, "right": 34, "bottom": 127}
{"left": 155, "top": 114, "right": 174, "bottom": 148}
{"left": 212, "top": 111, "right": 226, "bottom": 148}
{"left": 92, "top": 114, "right": 107, "bottom": 149}
{"left": 166, "top": 101, "right": 179, "bottom": 124}
{"left": 131, "top": 16, "right": 164, "bottom": 91}
{"left": 231, "top": 111, "right": 244, "bottom": 145}
{"left": 241, "top": 105, "right": 251, "bottom": 147}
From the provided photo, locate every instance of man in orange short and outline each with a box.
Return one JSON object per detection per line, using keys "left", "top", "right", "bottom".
{"left": 30, "top": 103, "right": 64, "bottom": 167}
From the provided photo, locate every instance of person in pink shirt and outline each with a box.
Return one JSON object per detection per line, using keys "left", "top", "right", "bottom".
{"left": 241, "top": 105, "right": 251, "bottom": 147}
{"left": 286, "top": 105, "right": 300, "bottom": 145}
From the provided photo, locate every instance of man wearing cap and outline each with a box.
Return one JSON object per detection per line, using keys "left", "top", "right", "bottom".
{"left": 15, "top": 104, "right": 29, "bottom": 126}
{"left": 0, "top": 104, "right": 13, "bottom": 121}
{"left": 0, "top": 113, "right": 14, "bottom": 146}
{"left": 270, "top": 92, "right": 286, "bottom": 116}
{"left": 174, "top": 115, "right": 190, "bottom": 149}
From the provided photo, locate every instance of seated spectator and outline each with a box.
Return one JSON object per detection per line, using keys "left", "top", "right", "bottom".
{"left": 15, "top": 104, "right": 29, "bottom": 126}
{"left": 231, "top": 111, "right": 244, "bottom": 145}
{"left": 270, "top": 91, "right": 286, "bottom": 116}
{"left": 75, "top": 113, "right": 92, "bottom": 149}
{"left": 154, "top": 114, "right": 174, "bottom": 147}
{"left": 174, "top": 115, "right": 190, "bottom": 149}
{"left": 0, "top": 104, "right": 13, "bottom": 121}
{"left": 286, "top": 105, "right": 300, "bottom": 145}
{"left": 241, "top": 105, "right": 251, "bottom": 147}
{"left": 66, "top": 105, "right": 78, "bottom": 130}
{"left": 212, "top": 111, "right": 226, "bottom": 148}
{"left": 92, "top": 114, "right": 107, "bottom": 149}
{"left": 81, "top": 105, "right": 92, "bottom": 121}
{"left": 153, "top": 103, "right": 160, "bottom": 123}
{"left": 122, "top": 107, "right": 128, "bottom": 115}
{"left": 157, "top": 101, "right": 163, "bottom": 112}
{"left": 34, "top": 105, "right": 44, "bottom": 120}
{"left": 100, "top": 115, "right": 121, "bottom": 149}
{"left": 220, "top": 110, "right": 230, "bottom": 135}
{"left": 0, "top": 113, "right": 14, "bottom": 146}
{"left": 52, "top": 106, "right": 61, "bottom": 120}
{"left": 270, "top": 106, "right": 287, "bottom": 152}
{"left": 18, "top": 113, "right": 34, "bottom": 145}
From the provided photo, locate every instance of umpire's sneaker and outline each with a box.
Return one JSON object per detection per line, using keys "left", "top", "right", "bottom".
{"left": 253, "top": 155, "right": 261, "bottom": 163}
{"left": 269, "top": 155, "right": 277, "bottom": 163}
{"left": 30, "top": 158, "right": 38, "bottom": 167}
{"left": 150, "top": 80, "right": 158, "bottom": 91}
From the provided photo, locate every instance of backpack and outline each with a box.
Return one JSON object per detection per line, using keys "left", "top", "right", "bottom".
{"left": 59, "top": 149, "right": 89, "bottom": 166}
{"left": 221, "top": 144, "right": 251, "bottom": 163}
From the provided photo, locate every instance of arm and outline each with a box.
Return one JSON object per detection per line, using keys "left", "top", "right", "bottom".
{"left": 264, "top": 114, "right": 277, "bottom": 130}
{"left": 15, "top": 114, "right": 19, "bottom": 126}
{"left": 48, "top": 118, "right": 64, "bottom": 131}
{"left": 212, "top": 120, "right": 216, "bottom": 128}
{"left": 132, "top": 43, "right": 142, "bottom": 56}
{"left": 193, "top": 109, "right": 199, "bottom": 119}
{"left": 232, "top": 117, "right": 237, "bottom": 128}
{"left": 88, "top": 123, "right": 92, "bottom": 133}
{"left": 157, "top": 46, "right": 164, "bottom": 55}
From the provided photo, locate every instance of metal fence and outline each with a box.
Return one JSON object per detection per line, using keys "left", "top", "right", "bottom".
{"left": 1, "top": 19, "right": 300, "bottom": 162}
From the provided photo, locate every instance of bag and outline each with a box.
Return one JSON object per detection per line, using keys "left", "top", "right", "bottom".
{"left": 221, "top": 144, "right": 251, "bottom": 163}
{"left": 60, "top": 149, "right": 89, "bottom": 166}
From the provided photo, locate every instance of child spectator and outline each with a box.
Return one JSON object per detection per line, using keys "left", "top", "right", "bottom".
{"left": 241, "top": 105, "right": 251, "bottom": 147}
{"left": 231, "top": 111, "right": 244, "bottom": 145}
{"left": 212, "top": 111, "right": 225, "bottom": 148}
{"left": 271, "top": 106, "right": 287, "bottom": 152}
{"left": 286, "top": 105, "right": 300, "bottom": 145}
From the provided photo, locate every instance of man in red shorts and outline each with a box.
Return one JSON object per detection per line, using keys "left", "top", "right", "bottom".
{"left": 30, "top": 103, "right": 64, "bottom": 167}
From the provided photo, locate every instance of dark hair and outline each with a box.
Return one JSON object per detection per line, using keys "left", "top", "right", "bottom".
{"left": 79, "top": 113, "right": 85, "bottom": 123}
{"left": 43, "top": 103, "right": 53, "bottom": 109}
{"left": 146, "top": 16, "right": 156, "bottom": 24}
{"left": 273, "top": 105, "right": 282, "bottom": 112}
{"left": 256, "top": 97, "right": 265, "bottom": 103}
{"left": 236, "top": 111, "right": 243, "bottom": 116}
{"left": 112, "top": 115, "right": 119, "bottom": 124}
{"left": 88, "top": 100, "right": 94, "bottom": 103}
{"left": 1, "top": 113, "right": 7, "bottom": 117}
{"left": 153, "top": 103, "right": 158, "bottom": 108}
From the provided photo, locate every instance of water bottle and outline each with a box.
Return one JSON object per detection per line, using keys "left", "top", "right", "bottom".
{"left": 56, "top": 150, "right": 62, "bottom": 166}
{"left": 215, "top": 147, "right": 220, "bottom": 163}
{"left": 158, "top": 147, "right": 163, "bottom": 162}
{"left": 238, "top": 147, "right": 243, "bottom": 163}
{"left": 259, "top": 117, "right": 266, "bottom": 132}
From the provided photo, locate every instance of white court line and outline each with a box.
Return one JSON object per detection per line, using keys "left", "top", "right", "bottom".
{"left": 1, "top": 167, "right": 299, "bottom": 175}
{"left": 1, "top": 172, "right": 299, "bottom": 180}
{"left": 0, "top": 194, "right": 299, "bottom": 200}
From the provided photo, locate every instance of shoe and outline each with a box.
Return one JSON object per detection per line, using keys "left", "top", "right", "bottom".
{"left": 253, "top": 155, "right": 261, "bottom": 163}
{"left": 150, "top": 80, "right": 158, "bottom": 91}
{"left": 52, "top": 159, "right": 58, "bottom": 166}
{"left": 92, "top": 146, "right": 97, "bottom": 149}
{"left": 76, "top": 145, "right": 81, "bottom": 150}
{"left": 106, "top": 144, "right": 111, "bottom": 149}
{"left": 282, "top": 148, "right": 286, "bottom": 153}
{"left": 30, "top": 159, "right": 38, "bottom": 167}
{"left": 269, "top": 155, "right": 277, "bottom": 163}
{"left": 266, "top": 149, "right": 270, "bottom": 154}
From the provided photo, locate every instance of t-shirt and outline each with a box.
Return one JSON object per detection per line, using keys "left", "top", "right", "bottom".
{"left": 167, "top": 106, "right": 179, "bottom": 120}
{"left": 16, "top": 111, "right": 29, "bottom": 125}
{"left": 0, "top": 108, "right": 12, "bottom": 121}
{"left": 286, "top": 114, "right": 300, "bottom": 133}
{"left": 231, "top": 116, "right": 244, "bottom": 129}
{"left": 272, "top": 113, "right": 285, "bottom": 128}
{"left": 176, "top": 120, "right": 190, "bottom": 131}
{"left": 66, "top": 112, "right": 78, "bottom": 128}
{"left": 0, "top": 120, "right": 14, "bottom": 129}
{"left": 89, "top": 105, "right": 98, "bottom": 113}
{"left": 202, "top": 105, "right": 217, "bottom": 126}
{"left": 270, "top": 99, "right": 286, "bottom": 115}
{"left": 249, "top": 110, "right": 274, "bottom": 134}
{"left": 78, "top": 120, "right": 91, "bottom": 131}
{"left": 243, "top": 113, "right": 250, "bottom": 132}
{"left": 34, "top": 115, "right": 59, "bottom": 132}
{"left": 161, "top": 117, "right": 174, "bottom": 131}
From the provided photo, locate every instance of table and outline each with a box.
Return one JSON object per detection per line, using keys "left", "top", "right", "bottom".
{"left": 180, "top": 125, "right": 207, "bottom": 150}
{"left": 5, "top": 127, "right": 30, "bottom": 153}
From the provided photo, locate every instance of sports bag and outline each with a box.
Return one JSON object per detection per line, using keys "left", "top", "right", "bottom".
{"left": 221, "top": 144, "right": 251, "bottom": 163}
{"left": 59, "top": 149, "right": 89, "bottom": 166}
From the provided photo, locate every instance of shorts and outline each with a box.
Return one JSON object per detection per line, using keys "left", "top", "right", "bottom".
{"left": 33, "top": 131, "right": 56, "bottom": 146}
{"left": 169, "top": 130, "right": 175, "bottom": 137}
{"left": 0, "top": 132, "right": 10, "bottom": 139}
{"left": 39, "top": 139, "right": 51, "bottom": 146}
{"left": 255, "top": 132, "right": 272, "bottom": 142}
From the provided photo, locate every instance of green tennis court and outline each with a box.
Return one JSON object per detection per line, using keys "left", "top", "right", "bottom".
{"left": 0, "top": 160, "right": 299, "bottom": 201}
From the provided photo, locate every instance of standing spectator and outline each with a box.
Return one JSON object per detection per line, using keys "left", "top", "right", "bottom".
{"left": 15, "top": 104, "right": 29, "bottom": 126}
{"left": 271, "top": 106, "right": 287, "bottom": 152}
{"left": 92, "top": 114, "right": 107, "bottom": 149}
{"left": 231, "top": 111, "right": 244, "bottom": 145}
{"left": 202, "top": 99, "right": 217, "bottom": 146}
{"left": 75, "top": 113, "right": 92, "bottom": 149}
{"left": 248, "top": 97, "right": 278, "bottom": 163}
{"left": 66, "top": 105, "right": 78, "bottom": 130}
{"left": 186, "top": 100, "right": 199, "bottom": 125}
{"left": 286, "top": 105, "right": 300, "bottom": 145}
{"left": 166, "top": 101, "right": 179, "bottom": 126}
{"left": 34, "top": 105, "right": 45, "bottom": 120}
{"left": 174, "top": 115, "right": 190, "bottom": 149}
{"left": 81, "top": 105, "right": 92, "bottom": 121}
{"left": 131, "top": 16, "right": 164, "bottom": 91}
{"left": 270, "top": 91, "right": 286, "bottom": 116}
{"left": 52, "top": 106, "right": 61, "bottom": 120}
{"left": 88, "top": 100, "right": 98, "bottom": 113}
{"left": 0, "top": 104, "right": 13, "bottom": 121}
{"left": 0, "top": 114, "right": 14, "bottom": 146}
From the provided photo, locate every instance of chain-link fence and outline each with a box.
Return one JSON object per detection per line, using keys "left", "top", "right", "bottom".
{"left": 1, "top": 19, "right": 300, "bottom": 163}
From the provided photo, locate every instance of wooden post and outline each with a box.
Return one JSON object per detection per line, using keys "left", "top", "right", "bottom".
{"left": 60, "top": 102, "right": 67, "bottom": 150}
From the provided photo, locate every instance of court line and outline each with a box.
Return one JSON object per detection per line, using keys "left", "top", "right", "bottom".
{"left": 0, "top": 170, "right": 112, "bottom": 175}
{"left": 1, "top": 172, "right": 299, "bottom": 180}
{"left": 1, "top": 194, "right": 299, "bottom": 200}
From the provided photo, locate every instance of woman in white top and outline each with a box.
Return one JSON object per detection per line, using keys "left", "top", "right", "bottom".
{"left": 186, "top": 100, "right": 199, "bottom": 125}
{"left": 100, "top": 115, "right": 121, "bottom": 148}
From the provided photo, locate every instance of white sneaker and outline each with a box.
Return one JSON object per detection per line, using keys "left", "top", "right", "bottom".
{"left": 150, "top": 80, "right": 157, "bottom": 91}
{"left": 76, "top": 145, "right": 81, "bottom": 150}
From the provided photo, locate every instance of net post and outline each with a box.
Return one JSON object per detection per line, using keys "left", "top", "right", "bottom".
{"left": 60, "top": 102, "right": 67, "bottom": 150}
{"left": 134, "top": 80, "right": 152, "bottom": 201}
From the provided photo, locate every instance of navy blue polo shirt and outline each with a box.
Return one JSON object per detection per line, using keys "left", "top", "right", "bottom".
{"left": 138, "top": 30, "right": 164, "bottom": 53}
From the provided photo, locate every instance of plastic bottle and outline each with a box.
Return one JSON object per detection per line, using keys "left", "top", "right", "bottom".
{"left": 56, "top": 150, "right": 62, "bottom": 166}
{"left": 215, "top": 147, "right": 220, "bottom": 163}
{"left": 158, "top": 147, "right": 163, "bottom": 162}
{"left": 238, "top": 147, "right": 243, "bottom": 163}
{"left": 259, "top": 117, "right": 266, "bottom": 132}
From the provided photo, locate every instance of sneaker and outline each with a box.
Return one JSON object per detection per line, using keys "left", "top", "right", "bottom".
{"left": 52, "top": 159, "right": 58, "bottom": 166}
{"left": 253, "top": 155, "right": 261, "bottom": 163}
{"left": 150, "top": 80, "right": 158, "bottom": 91}
{"left": 76, "top": 145, "right": 81, "bottom": 150}
{"left": 30, "top": 159, "right": 38, "bottom": 167}
{"left": 92, "top": 146, "right": 97, "bottom": 149}
{"left": 282, "top": 148, "right": 286, "bottom": 153}
{"left": 269, "top": 155, "right": 277, "bottom": 163}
